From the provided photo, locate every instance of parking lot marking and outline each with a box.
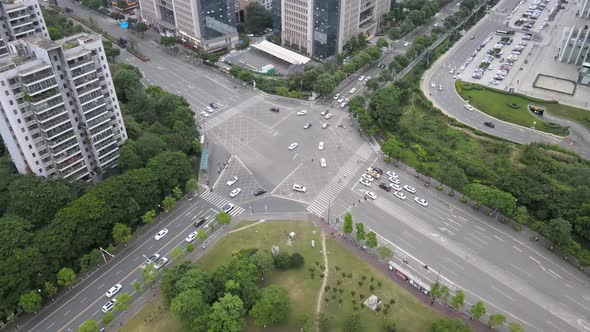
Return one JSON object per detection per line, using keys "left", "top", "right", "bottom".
{"left": 292, "top": 153, "right": 298, "bottom": 160}
{"left": 270, "top": 162, "right": 303, "bottom": 195}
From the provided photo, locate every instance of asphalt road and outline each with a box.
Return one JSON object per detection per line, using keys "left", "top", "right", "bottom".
{"left": 421, "top": 0, "right": 590, "bottom": 159}
{"left": 21, "top": 2, "right": 590, "bottom": 332}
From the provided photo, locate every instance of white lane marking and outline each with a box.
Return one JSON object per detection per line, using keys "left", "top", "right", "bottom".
{"left": 270, "top": 162, "right": 303, "bottom": 194}
{"left": 442, "top": 221, "right": 461, "bottom": 232}
{"left": 64, "top": 310, "right": 71, "bottom": 316}
{"left": 546, "top": 320, "right": 562, "bottom": 330}
{"left": 148, "top": 244, "right": 154, "bottom": 250}
{"left": 132, "top": 256, "right": 140, "bottom": 262}
{"left": 512, "top": 246, "right": 522, "bottom": 252}
{"left": 566, "top": 296, "right": 590, "bottom": 312}
{"left": 510, "top": 264, "right": 534, "bottom": 278}
{"left": 446, "top": 217, "right": 464, "bottom": 228}
{"left": 565, "top": 283, "right": 574, "bottom": 289}
{"left": 464, "top": 237, "right": 485, "bottom": 249}
{"left": 115, "top": 270, "right": 122, "bottom": 275}
{"left": 456, "top": 215, "right": 468, "bottom": 222}
{"left": 474, "top": 224, "right": 486, "bottom": 232}
{"left": 548, "top": 269, "right": 562, "bottom": 279}
{"left": 444, "top": 258, "right": 465, "bottom": 271}
{"left": 493, "top": 235, "right": 504, "bottom": 242}
{"left": 97, "top": 283, "right": 104, "bottom": 289}
{"left": 438, "top": 227, "right": 455, "bottom": 236}
{"left": 468, "top": 233, "right": 488, "bottom": 245}
{"left": 471, "top": 229, "right": 493, "bottom": 241}
{"left": 529, "top": 256, "right": 541, "bottom": 264}
{"left": 492, "top": 286, "right": 515, "bottom": 301}
{"left": 176, "top": 222, "right": 183, "bottom": 228}
{"left": 91, "top": 310, "right": 99, "bottom": 317}
{"left": 396, "top": 237, "right": 416, "bottom": 250}
{"left": 292, "top": 153, "right": 298, "bottom": 160}
{"left": 48, "top": 322, "right": 55, "bottom": 329}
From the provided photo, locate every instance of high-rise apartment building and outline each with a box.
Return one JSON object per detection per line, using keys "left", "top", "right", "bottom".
{"left": 0, "top": 0, "right": 49, "bottom": 56}
{"left": 579, "top": 0, "right": 589, "bottom": 18}
{"left": 138, "top": 0, "right": 239, "bottom": 52}
{"left": 0, "top": 34, "right": 127, "bottom": 180}
{"left": 281, "top": 0, "right": 391, "bottom": 59}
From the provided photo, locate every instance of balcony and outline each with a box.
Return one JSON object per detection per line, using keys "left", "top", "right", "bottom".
{"left": 68, "top": 59, "right": 95, "bottom": 71}
{"left": 25, "top": 79, "right": 58, "bottom": 96}
{"left": 62, "top": 161, "right": 87, "bottom": 179}
{"left": 74, "top": 77, "right": 99, "bottom": 91}
{"left": 82, "top": 100, "right": 106, "bottom": 115}
{"left": 87, "top": 115, "right": 111, "bottom": 131}
{"left": 37, "top": 110, "right": 68, "bottom": 126}
{"left": 11, "top": 19, "right": 34, "bottom": 29}
{"left": 85, "top": 108, "right": 108, "bottom": 123}
{"left": 80, "top": 92, "right": 103, "bottom": 106}
{"left": 44, "top": 124, "right": 75, "bottom": 141}
{"left": 92, "top": 128, "right": 114, "bottom": 145}
{"left": 50, "top": 137, "right": 78, "bottom": 156}
{"left": 7, "top": 11, "right": 29, "bottom": 21}
{"left": 95, "top": 137, "right": 117, "bottom": 152}
{"left": 77, "top": 85, "right": 101, "bottom": 99}
{"left": 29, "top": 89, "right": 61, "bottom": 106}
{"left": 47, "top": 133, "right": 77, "bottom": 150}
{"left": 54, "top": 149, "right": 82, "bottom": 165}
{"left": 13, "top": 26, "right": 36, "bottom": 37}
{"left": 71, "top": 67, "right": 97, "bottom": 81}
{"left": 33, "top": 100, "right": 65, "bottom": 117}
{"left": 98, "top": 148, "right": 119, "bottom": 167}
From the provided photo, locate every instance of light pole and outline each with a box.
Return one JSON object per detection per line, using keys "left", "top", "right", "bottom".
{"left": 327, "top": 200, "right": 331, "bottom": 224}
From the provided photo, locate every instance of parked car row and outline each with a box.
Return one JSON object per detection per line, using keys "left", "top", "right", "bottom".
{"left": 358, "top": 167, "right": 429, "bottom": 207}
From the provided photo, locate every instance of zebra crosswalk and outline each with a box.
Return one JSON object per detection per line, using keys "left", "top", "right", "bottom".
{"left": 198, "top": 191, "right": 245, "bottom": 216}
{"left": 305, "top": 101, "right": 351, "bottom": 124}
{"left": 307, "top": 143, "right": 374, "bottom": 217}
{"left": 203, "top": 95, "right": 260, "bottom": 130}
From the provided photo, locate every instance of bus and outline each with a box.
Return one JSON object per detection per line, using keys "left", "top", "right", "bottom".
{"left": 496, "top": 30, "right": 515, "bottom": 36}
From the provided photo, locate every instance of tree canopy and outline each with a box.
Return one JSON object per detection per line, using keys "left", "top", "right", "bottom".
{"left": 250, "top": 285, "right": 291, "bottom": 326}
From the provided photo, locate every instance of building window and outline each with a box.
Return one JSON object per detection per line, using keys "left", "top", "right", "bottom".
{"left": 0, "top": 81, "right": 4, "bottom": 86}
{"left": 57, "top": 65, "right": 60, "bottom": 70}
{"left": 53, "top": 56, "right": 57, "bottom": 61}
{"left": 32, "top": 153, "right": 36, "bottom": 157}
{"left": 4, "top": 91, "right": 8, "bottom": 96}
{"left": 35, "top": 160, "right": 39, "bottom": 165}
{"left": 17, "top": 119, "right": 21, "bottom": 124}
{"left": 9, "top": 100, "right": 13, "bottom": 105}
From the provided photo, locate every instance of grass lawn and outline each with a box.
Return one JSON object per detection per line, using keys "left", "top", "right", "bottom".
{"left": 121, "top": 221, "right": 445, "bottom": 332}
{"left": 455, "top": 80, "right": 577, "bottom": 136}
{"left": 321, "top": 238, "right": 443, "bottom": 331}
{"left": 119, "top": 293, "right": 181, "bottom": 332}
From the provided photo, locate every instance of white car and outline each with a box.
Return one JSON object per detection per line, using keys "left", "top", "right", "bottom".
{"left": 230, "top": 188, "right": 242, "bottom": 198}
{"left": 154, "top": 257, "right": 169, "bottom": 270}
{"left": 359, "top": 75, "right": 365, "bottom": 81}
{"left": 293, "top": 184, "right": 307, "bottom": 192}
{"left": 394, "top": 191, "right": 407, "bottom": 200}
{"left": 386, "top": 171, "right": 398, "bottom": 179}
{"left": 403, "top": 185, "right": 416, "bottom": 194}
{"left": 221, "top": 203, "right": 235, "bottom": 213}
{"left": 414, "top": 197, "right": 428, "bottom": 207}
{"left": 320, "top": 110, "right": 327, "bottom": 116}
{"left": 297, "top": 110, "right": 308, "bottom": 116}
{"left": 489, "top": 79, "right": 499, "bottom": 85}
{"left": 322, "top": 123, "right": 329, "bottom": 129}
{"left": 365, "top": 76, "right": 371, "bottom": 81}
{"left": 102, "top": 299, "right": 117, "bottom": 313}
{"left": 390, "top": 184, "right": 402, "bottom": 191}
{"left": 318, "top": 142, "right": 324, "bottom": 150}
{"left": 438, "top": 85, "right": 443, "bottom": 91}
{"left": 324, "top": 113, "right": 333, "bottom": 119}
{"left": 154, "top": 229, "right": 168, "bottom": 240}
{"left": 333, "top": 94, "right": 340, "bottom": 100}
{"left": 206, "top": 106, "right": 214, "bottom": 113}
{"left": 365, "top": 191, "right": 377, "bottom": 200}
{"left": 403, "top": 42, "right": 410, "bottom": 47}
{"left": 185, "top": 231, "right": 198, "bottom": 243}
{"left": 105, "top": 284, "right": 122, "bottom": 298}
{"left": 226, "top": 176, "right": 238, "bottom": 186}
{"left": 320, "top": 158, "right": 327, "bottom": 168}
{"left": 288, "top": 143, "right": 298, "bottom": 150}
{"left": 449, "top": 68, "right": 455, "bottom": 74}
{"left": 361, "top": 173, "right": 374, "bottom": 182}
{"left": 460, "top": 65, "right": 465, "bottom": 70}
{"left": 340, "top": 102, "right": 347, "bottom": 108}
{"left": 200, "top": 111, "right": 210, "bottom": 117}
{"left": 359, "top": 178, "right": 371, "bottom": 186}
{"left": 146, "top": 254, "right": 160, "bottom": 264}
{"left": 389, "top": 177, "right": 400, "bottom": 185}
{"left": 337, "top": 97, "right": 345, "bottom": 103}
{"left": 431, "top": 82, "right": 436, "bottom": 88}
{"left": 453, "top": 75, "right": 462, "bottom": 80}
{"left": 349, "top": 88, "right": 357, "bottom": 94}
{"left": 464, "top": 104, "right": 474, "bottom": 111}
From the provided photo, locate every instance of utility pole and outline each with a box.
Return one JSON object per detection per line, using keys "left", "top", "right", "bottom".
{"left": 327, "top": 200, "right": 331, "bottom": 224}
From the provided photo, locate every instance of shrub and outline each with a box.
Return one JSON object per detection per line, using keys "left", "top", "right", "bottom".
{"left": 290, "top": 253, "right": 305, "bottom": 268}
{"left": 513, "top": 224, "right": 522, "bottom": 232}
{"left": 273, "top": 252, "right": 292, "bottom": 270}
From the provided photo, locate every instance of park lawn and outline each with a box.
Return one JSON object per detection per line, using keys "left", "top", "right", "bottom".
{"left": 196, "top": 220, "right": 324, "bottom": 331}
{"left": 119, "top": 293, "right": 181, "bottom": 332}
{"left": 455, "top": 80, "right": 572, "bottom": 136}
{"left": 321, "top": 238, "right": 444, "bottom": 331}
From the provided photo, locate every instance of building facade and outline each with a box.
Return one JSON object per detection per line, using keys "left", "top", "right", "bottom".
{"left": 0, "top": 34, "right": 127, "bottom": 180}
{"left": 559, "top": 25, "right": 590, "bottom": 65}
{"left": 281, "top": 0, "right": 391, "bottom": 59}
{"left": 579, "top": 0, "right": 589, "bottom": 19}
{"left": 138, "top": 0, "right": 239, "bottom": 52}
{"left": 0, "top": 0, "right": 49, "bottom": 56}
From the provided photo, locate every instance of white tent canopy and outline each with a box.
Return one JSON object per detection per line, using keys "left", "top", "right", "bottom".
{"left": 251, "top": 40, "right": 311, "bottom": 65}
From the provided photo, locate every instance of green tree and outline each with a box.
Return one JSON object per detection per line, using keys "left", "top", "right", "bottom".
{"left": 249, "top": 250, "right": 275, "bottom": 273}
{"left": 376, "top": 246, "right": 393, "bottom": 260}
{"left": 381, "top": 137, "right": 403, "bottom": 161}
{"left": 79, "top": 249, "right": 102, "bottom": 272}
{"left": 142, "top": 263, "right": 158, "bottom": 287}
{"left": 102, "top": 311, "right": 114, "bottom": 325}
{"left": 370, "top": 85, "right": 404, "bottom": 130}
{"left": 430, "top": 282, "right": 449, "bottom": 303}
{"left": 113, "top": 292, "right": 132, "bottom": 312}
{"left": 515, "top": 206, "right": 529, "bottom": 224}
{"left": 316, "top": 73, "right": 336, "bottom": 96}
{"left": 365, "top": 232, "right": 378, "bottom": 248}
{"left": 44, "top": 281, "right": 58, "bottom": 299}
{"left": 250, "top": 285, "right": 291, "bottom": 326}
{"left": 133, "top": 281, "right": 143, "bottom": 295}
{"left": 343, "top": 313, "right": 362, "bottom": 332}
{"left": 488, "top": 313, "right": 506, "bottom": 329}
{"left": 366, "top": 78, "right": 379, "bottom": 91}
{"left": 216, "top": 211, "right": 232, "bottom": 225}
{"left": 376, "top": 38, "right": 389, "bottom": 48}
{"left": 383, "top": 320, "right": 398, "bottom": 332}
{"left": 464, "top": 184, "right": 516, "bottom": 215}
{"left": 197, "top": 229, "right": 208, "bottom": 241}
{"left": 470, "top": 301, "right": 486, "bottom": 320}
{"left": 185, "top": 178, "right": 198, "bottom": 194}
{"left": 147, "top": 151, "right": 193, "bottom": 195}
{"left": 343, "top": 212, "right": 353, "bottom": 234}
{"left": 431, "top": 318, "right": 471, "bottom": 332}
{"left": 18, "top": 290, "right": 43, "bottom": 313}
{"left": 162, "top": 196, "right": 177, "bottom": 211}
{"left": 142, "top": 210, "right": 157, "bottom": 224}
{"left": 508, "top": 322, "right": 525, "bottom": 332}
{"left": 112, "top": 223, "right": 132, "bottom": 245}
{"left": 78, "top": 320, "right": 99, "bottom": 332}
{"left": 172, "top": 186, "right": 183, "bottom": 200}
{"left": 445, "top": 166, "right": 469, "bottom": 194}
{"left": 170, "top": 289, "right": 210, "bottom": 332}
{"left": 244, "top": 2, "right": 272, "bottom": 34}
{"left": 450, "top": 290, "right": 465, "bottom": 311}
{"left": 57, "top": 267, "right": 76, "bottom": 287}
{"left": 118, "top": 141, "right": 143, "bottom": 172}
{"left": 113, "top": 67, "right": 141, "bottom": 102}
{"left": 0, "top": 215, "right": 33, "bottom": 259}
{"left": 48, "top": 26, "right": 63, "bottom": 40}
{"left": 135, "top": 133, "right": 167, "bottom": 163}
{"left": 543, "top": 218, "right": 572, "bottom": 247}
{"left": 169, "top": 246, "right": 186, "bottom": 262}
{"left": 208, "top": 293, "right": 245, "bottom": 332}
{"left": 355, "top": 223, "right": 366, "bottom": 242}
{"left": 388, "top": 27, "right": 402, "bottom": 40}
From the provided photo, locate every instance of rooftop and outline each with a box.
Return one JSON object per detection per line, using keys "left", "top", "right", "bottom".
{"left": 251, "top": 40, "right": 311, "bottom": 65}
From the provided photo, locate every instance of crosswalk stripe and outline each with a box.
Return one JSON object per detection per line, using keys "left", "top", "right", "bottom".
{"left": 307, "top": 142, "right": 373, "bottom": 217}
{"left": 204, "top": 95, "right": 260, "bottom": 130}
{"left": 198, "top": 191, "right": 244, "bottom": 217}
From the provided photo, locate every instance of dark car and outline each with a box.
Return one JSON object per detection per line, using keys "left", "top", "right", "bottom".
{"left": 378, "top": 63, "right": 386, "bottom": 69}
{"left": 210, "top": 103, "right": 217, "bottom": 109}
{"left": 270, "top": 107, "right": 279, "bottom": 112}
{"left": 194, "top": 217, "right": 207, "bottom": 228}
{"left": 254, "top": 188, "right": 266, "bottom": 196}
{"left": 379, "top": 183, "right": 391, "bottom": 192}
{"left": 303, "top": 123, "right": 312, "bottom": 129}
{"left": 373, "top": 167, "right": 383, "bottom": 175}
{"left": 484, "top": 121, "right": 495, "bottom": 128}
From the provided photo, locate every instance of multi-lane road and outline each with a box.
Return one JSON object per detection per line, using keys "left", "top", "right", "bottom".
{"left": 17, "top": 1, "right": 590, "bottom": 331}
